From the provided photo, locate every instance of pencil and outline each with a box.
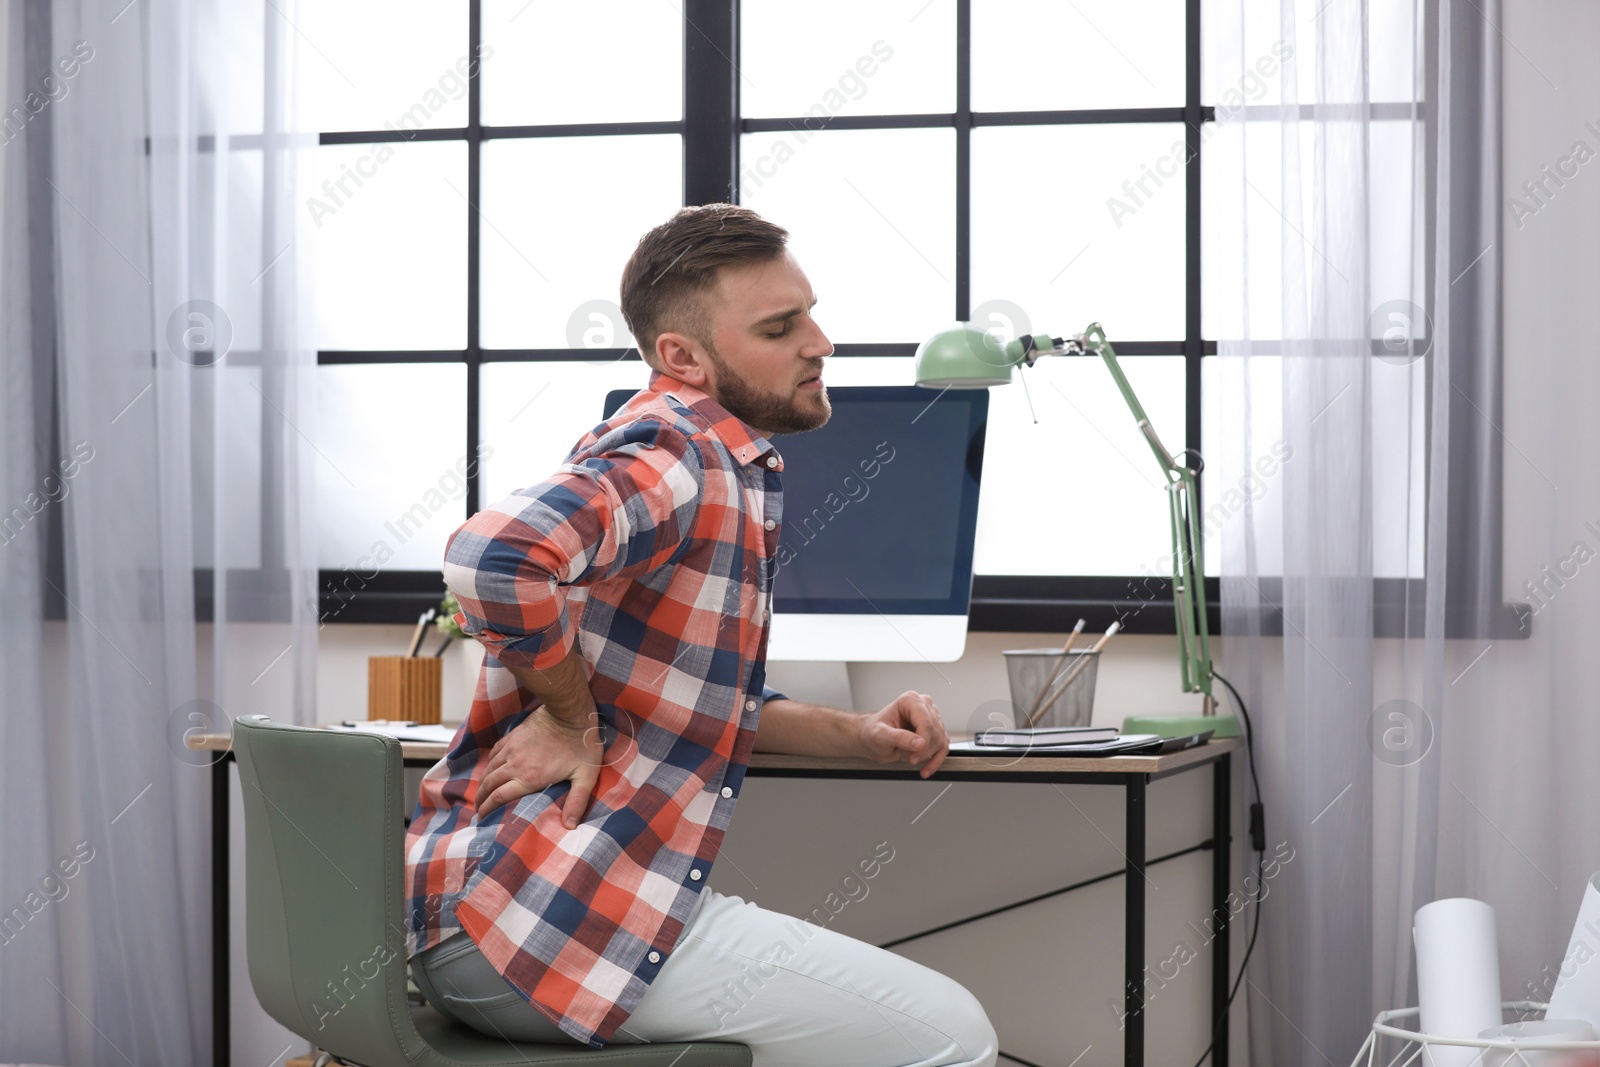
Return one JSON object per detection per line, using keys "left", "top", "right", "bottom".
{"left": 1022, "top": 618, "right": 1086, "bottom": 725}
{"left": 406, "top": 608, "right": 435, "bottom": 657}
{"left": 1025, "top": 620, "right": 1121, "bottom": 727}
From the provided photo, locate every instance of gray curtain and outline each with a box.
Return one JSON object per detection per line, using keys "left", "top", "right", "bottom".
{"left": 0, "top": 0, "right": 315, "bottom": 1062}
{"left": 1200, "top": 0, "right": 1600, "bottom": 1063}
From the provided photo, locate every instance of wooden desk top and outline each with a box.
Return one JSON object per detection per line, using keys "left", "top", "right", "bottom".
{"left": 187, "top": 729, "right": 1240, "bottom": 778}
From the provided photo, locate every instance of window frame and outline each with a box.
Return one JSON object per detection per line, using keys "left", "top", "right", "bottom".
{"left": 313, "top": 0, "right": 1528, "bottom": 640}
{"left": 315, "top": 0, "right": 1212, "bottom": 633}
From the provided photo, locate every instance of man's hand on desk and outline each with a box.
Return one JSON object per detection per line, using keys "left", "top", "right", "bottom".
{"left": 475, "top": 648, "right": 603, "bottom": 828}
{"left": 857, "top": 691, "right": 950, "bottom": 778}
{"left": 754, "top": 690, "right": 950, "bottom": 778}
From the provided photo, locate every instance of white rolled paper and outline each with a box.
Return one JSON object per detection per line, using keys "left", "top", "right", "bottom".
{"left": 1478, "top": 1018, "right": 1595, "bottom": 1067}
{"left": 1415, "top": 898, "right": 1504, "bottom": 1067}
{"left": 1547, "top": 871, "right": 1600, "bottom": 1032}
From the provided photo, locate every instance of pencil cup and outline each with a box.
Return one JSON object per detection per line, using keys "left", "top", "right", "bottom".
{"left": 367, "top": 656, "right": 442, "bottom": 724}
{"left": 1003, "top": 648, "right": 1101, "bottom": 729}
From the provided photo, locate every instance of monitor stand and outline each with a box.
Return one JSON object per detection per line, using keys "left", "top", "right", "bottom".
{"left": 760, "top": 660, "right": 855, "bottom": 714}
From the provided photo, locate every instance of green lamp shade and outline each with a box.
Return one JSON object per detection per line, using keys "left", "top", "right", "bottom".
{"left": 913, "top": 325, "right": 1026, "bottom": 388}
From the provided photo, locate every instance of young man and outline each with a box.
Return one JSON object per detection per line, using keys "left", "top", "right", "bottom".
{"left": 406, "top": 204, "right": 997, "bottom": 1067}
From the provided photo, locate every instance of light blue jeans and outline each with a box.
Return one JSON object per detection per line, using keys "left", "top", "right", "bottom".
{"left": 411, "top": 885, "right": 998, "bottom": 1067}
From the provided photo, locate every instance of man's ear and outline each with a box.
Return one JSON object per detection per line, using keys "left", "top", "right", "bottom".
{"left": 657, "top": 331, "right": 710, "bottom": 387}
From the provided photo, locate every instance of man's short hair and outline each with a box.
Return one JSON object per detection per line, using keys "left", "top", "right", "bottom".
{"left": 620, "top": 204, "right": 789, "bottom": 371}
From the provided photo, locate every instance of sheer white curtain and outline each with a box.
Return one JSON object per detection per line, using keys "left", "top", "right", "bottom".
{"left": 0, "top": 0, "right": 315, "bottom": 1062}
{"left": 1203, "top": 0, "right": 1600, "bottom": 1063}
{"left": 1205, "top": 0, "right": 1410, "bottom": 1058}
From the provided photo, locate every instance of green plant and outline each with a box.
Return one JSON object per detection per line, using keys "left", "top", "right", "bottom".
{"left": 436, "top": 591, "right": 466, "bottom": 640}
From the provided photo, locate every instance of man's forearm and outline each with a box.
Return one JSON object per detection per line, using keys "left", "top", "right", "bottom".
{"left": 752, "top": 698, "right": 865, "bottom": 757}
{"left": 503, "top": 645, "right": 595, "bottom": 729}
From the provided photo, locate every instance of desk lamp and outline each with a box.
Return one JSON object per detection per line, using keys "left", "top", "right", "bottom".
{"left": 913, "top": 321, "right": 1237, "bottom": 738}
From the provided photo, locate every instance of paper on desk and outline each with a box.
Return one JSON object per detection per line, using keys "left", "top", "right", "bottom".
{"left": 328, "top": 721, "right": 460, "bottom": 743}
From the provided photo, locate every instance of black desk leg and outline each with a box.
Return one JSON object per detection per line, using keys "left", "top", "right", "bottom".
{"left": 1125, "top": 774, "right": 1147, "bottom": 1067}
{"left": 213, "top": 756, "right": 230, "bottom": 1067}
{"left": 1211, "top": 754, "right": 1232, "bottom": 1065}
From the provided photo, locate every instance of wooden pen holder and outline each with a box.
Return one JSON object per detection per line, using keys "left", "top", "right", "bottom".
{"left": 367, "top": 656, "right": 443, "bottom": 724}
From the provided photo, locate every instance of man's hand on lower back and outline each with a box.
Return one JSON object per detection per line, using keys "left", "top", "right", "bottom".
{"left": 475, "top": 703, "right": 603, "bottom": 827}
{"left": 857, "top": 690, "right": 950, "bottom": 778}
{"left": 474, "top": 646, "right": 605, "bottom": 827}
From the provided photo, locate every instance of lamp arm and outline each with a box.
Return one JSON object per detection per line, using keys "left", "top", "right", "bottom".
{"left": 1077, "top": 323, "right": 1180, "bottom": 477}
{"left": 1050, "top": 322, "right": 1216, "bottom": 704}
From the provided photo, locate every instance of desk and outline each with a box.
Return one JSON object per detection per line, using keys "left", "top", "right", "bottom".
{"left": 191, "top": 730, "right": 1238, "bottom": 1067}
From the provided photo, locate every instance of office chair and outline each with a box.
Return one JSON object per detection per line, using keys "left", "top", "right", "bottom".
{"left": 231, "top": 714, "right": 750, "bottom": 1066}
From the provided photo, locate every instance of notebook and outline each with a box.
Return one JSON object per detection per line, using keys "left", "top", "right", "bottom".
{"left": 971, "top": 725, "right": 1120, "bottom": 747}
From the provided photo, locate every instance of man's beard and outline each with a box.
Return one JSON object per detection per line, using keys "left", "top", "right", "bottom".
{"left": 703, "top": 343, "right": 829, "bottom": 436}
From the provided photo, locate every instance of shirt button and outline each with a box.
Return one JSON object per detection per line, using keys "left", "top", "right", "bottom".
{"left": 721, "top": 786, "right": 733, "bottom": 798}
{"left": 765, "top": 456, "right": 778, "bottom": 468}
{"left": 763, "top": 518, "right": 776, "bottom": 531}
{"left": 690, "top": 869, "right": 703, "bottom": 881}
{"left": 648, "top": 951, "right": 661, "bottom": 963}
{"left": 745, "top": 698, "right": 757, "bottom": 711}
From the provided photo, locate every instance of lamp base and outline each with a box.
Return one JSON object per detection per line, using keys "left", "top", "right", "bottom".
{"left": 1122, "top": 713, "right": 1240, "bottom": 739}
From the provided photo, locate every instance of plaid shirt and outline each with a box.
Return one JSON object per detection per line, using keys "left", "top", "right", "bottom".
{"left": 405, "top": 369, "right": 789, "bottom": 1047}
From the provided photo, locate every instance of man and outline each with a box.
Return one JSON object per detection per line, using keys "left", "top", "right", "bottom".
{"left": 406, "top": 204, "right": 997, "bottom": 1067}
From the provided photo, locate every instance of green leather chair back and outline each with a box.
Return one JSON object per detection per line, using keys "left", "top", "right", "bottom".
{"left": 233, "top": 714, "right": 422, "bottom": 1063}
{"left": 231, "top": 715, "right": 751, "bottom": 1067}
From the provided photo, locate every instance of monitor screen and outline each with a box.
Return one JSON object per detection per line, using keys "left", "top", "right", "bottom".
{"left": 602, "top": 385, "right": 987, "bottom": 616}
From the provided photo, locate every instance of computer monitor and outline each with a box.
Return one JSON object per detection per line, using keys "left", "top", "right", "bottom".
{"left": 603, "top": 384, "right": 987, "bottom": 662}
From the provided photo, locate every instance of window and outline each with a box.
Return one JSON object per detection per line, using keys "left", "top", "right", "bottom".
{"left": 311, "top": 0, "right": 1294, "bottom": 633}
{"left": 310, "top": 1, "right": 688, "bottom": 621}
